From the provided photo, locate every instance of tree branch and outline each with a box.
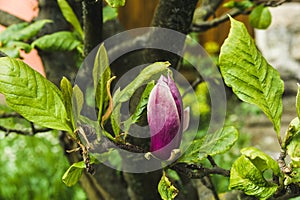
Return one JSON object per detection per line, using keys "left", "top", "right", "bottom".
{"left": 82, "top": 0, "right": 103, "bottom": 56}
{"left": 171, "top": 163, "right": 230, "bottom": 179}
{"left": 0, "top": 125, "right": 51, "bottom": 136}
{"left": 191, "top": 8, "right": 250, "bottom": 32}
{"left": 0, "top": 9, "right": 25, "bottom": 27}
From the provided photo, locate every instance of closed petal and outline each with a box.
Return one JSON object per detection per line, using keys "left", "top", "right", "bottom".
{"left": 147, "top": 81, "right": 181, "bottom": 159}
{"left": 167, "top": 74, "right": 183, "bottom": 119}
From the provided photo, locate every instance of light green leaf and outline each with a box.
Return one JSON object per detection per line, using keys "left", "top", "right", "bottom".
{"left": 93, "top": 44, "right": 111, "bottom": 122}
{"left": 282, "top": 117, "right": 300, "bottom": 149}
{"left": 105, "top": 0, "right": 125, "bottom": 7}
{"left": 32, "top": 31, "right": 82, "bottom": 51}
{"left": 0, "top": 22, "right": 28, "bottom": 43}
{"left": 13, "top": 20, "right": 52, "bottom": 41}
{"left": 229, "top": 153, "right": 278, "bottom": 200}
{"left": 7, "top": 41, "right": 32, "bottom": 53}
{"left": 57, "top": 0, "right": 83, "bottom": 39}
{"left": 179, "top": 126, "right": 239, "bottom": 164}
{"left": 158, "top": 172, "right": 179, "bottom": 200}
{"left": 241, "top": 147, "right": 280, "bottom": 175}
{"left": 60, "top": 77, "right": 76, "bottom": 133}
{"left": 114, "top": 61, "right": 170, "bottom": 104}
{"left": 0, "top": 46, "right": 20, "bottom": 58}
{"left": 103, "top": 6, "right": 118, "bottom": 22}
{"left": 249, "top": 4, "right": 272, "bottom": 29}
{"left": 0, "top": 41, "right": 32, "bottom": 58}
{"left": 111, "top": 88, "right": 121, "bottom": 136}
{"left": 286, "top": 120, "right": 300, "bottom": 167}
{"left": 72, "top": 85, "right": 84, "bottom": 123}
{"left": 0, "top": 57, "right": 72, "bottom": 132}
{"left": 223, "top": 0, "right": 254, "bottom": 10}
{"left": 219, "top": 17, "right": 284, "bottom": 135}
{"left": 62, "top": 161, "right": 85, "bottom": 187}
{"left": 123, "top": 81, "right": 154, "bottom": 132}
{"left": 297, "top": 84, "right": 300, "bottom": 120}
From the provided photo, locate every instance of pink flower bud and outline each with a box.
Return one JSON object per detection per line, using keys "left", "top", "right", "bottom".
{"left": 147, "top": 73, "right": 189, "bottom": 160}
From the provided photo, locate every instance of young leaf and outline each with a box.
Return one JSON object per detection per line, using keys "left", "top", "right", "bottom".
{"left": 179, "top": 126, "right": 239, "bottom": 164}
{"left": 32, "top": 31, "right": 82, "bottom": 51}
{"left": 219, "top": 17, "right": 284, "bottom": 135}
{"left": 297, "top": 84, "right": 300, "bottom": 120}
{"left": 73, "top": 85, "right": 84, "bottom": 123}
{"left": 0, "top": 57, "right": 72, "bottom": 132}
{"left": 0, "top": 41, "right": 32, "bottom": 58}
{"left": 62, "top": 161, "right": 85, "bottom": 187}
{"left": 158, "top": 172, "right": 179, "bottom": 200}
{"left": 57, "top": 0, "right": 84, "bottom": 39}
{"left": 249, "top": 4, "right": 272, "bottom": 29}
{"left": 229, "top": 147, "right": 280, "bottom": 199}
{"left": 93, "top": 44, "right": 111, "bottom": 122}
{"left": 114, "top": 61, "right": 170, "bottom": 104}
{"left": 105, "top": 0, "right": 126, "bottom": 7}
{"left": 229, "top": 155, "right": 278, "bottom": 199}
{"left": 0, "top": 22, "right": 28, "bottom": 43}
{"left": 286, "top": 123, "right": 300, "bottom": 167}
{"left": 282, "top": 117, "right": 300, "bottom": 149}
{"left": 13, "top": 20, "right": 52, "bottom": 41}
{"left": 111, "top": 88, "right": 121, "bottom": 136}
{"left": 60, "top": 77, "right": 76, "bottom": 133}
{"left": 7, "top": 41, "right": 32, "bottom": 53}
{"left": 123, "top": 81, "right": 155, "bottom": 132}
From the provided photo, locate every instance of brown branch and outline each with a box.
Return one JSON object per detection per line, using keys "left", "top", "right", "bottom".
{"left": 193, "top": 0, "right": 223, "bottom": 23}
{"left": 0, "top": 9, "right": 26, "bottom": 27}
{"left": 82, "top": 0, "right": 103, "bottom": 56}
{"left": 191, "top": 8, "right": 250, "bottom": 32}
{"left": 171, "top": 163, "right": 230, "bottom": 179}
{"left": 0, "top": 125, "right": 51, "bottom": 136}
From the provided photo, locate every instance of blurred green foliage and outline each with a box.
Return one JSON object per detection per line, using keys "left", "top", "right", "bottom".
{"left": 0, "top": 105, "right": 87, "bottom": 200}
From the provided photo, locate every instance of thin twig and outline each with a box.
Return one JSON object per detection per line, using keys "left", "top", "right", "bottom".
{"left": 172, "top": 163, "right": 230, "bottom": 179}
{"left": 191, "top": 8, "right": 250, "bottom": 32}
{"left": 0, "top": 125, "right": 52, "bottom": 136}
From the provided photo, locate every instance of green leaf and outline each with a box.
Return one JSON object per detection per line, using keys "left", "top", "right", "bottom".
{"left": 249, "top": 4, "right": 272, "bottom": 29}
{"left": 179, "top": 126, "right": 239, "bottom": 164}
{"left": 13, "top": 20, "right": 52, "bottom": 41}
{"left": 0, "top": 22, "right": 28, "bottom": 43}
{"left": 240, "top": 147, "right": 280, "bottom": 175}
{"left": 62, "top": 161, "right": 85, "bottom": 187}
{"left": 297, "top": 84, "right": 300, "bottom": 120}
{"left": 60, "top": 77, "right": 76, "bottom": 133}
{"left": 93, "top": 44, "right": 111, "bottom": 122}
{"left": 229, "top": 152, "right": 278, "bottom": 200}
{"left": 111, "top": 88, "right": 121, "bottom": 136}
{"left": 72, "top": 85, "right": 84, "bottom": 123}
{"left": 57, "top": 0, "right": 83, "bottom": 39}
{"left": 7, "top": 41, "right": 32, "bottom": 53}
{"left": 32, "top": 31, "right": 82, "bottom": 51}
{"left": 0, "top": 46, "right": 20, "bottom": 58}
{"left": 103, "top": 6, "right": 118, "bottom": 23}
{"left": 123, "top": 81, "right": 154, "bottom": 132}
{"left": 223, "top": 0, "right": 254, "bottom": 10}
{"left": 158, "top": 172, "right": 179, "bottom": 200}
{"left": 282, "top": 117, "right": 300, "bottom": 149}
{"left": 0, "top": 41, "right": 32, "bottom": 58}
{"left": 286, "top": 121, "right": 300, "bottom": 167}
{"left": 105, "top": 0, "right": 126, "bottom": 7}
{"left": 219, "top": 17, "right": 284, "bottom": 135}
{"left": 114, "top": 61, "right": 170, "bottom": 104}
{"left": 0, "top": 57, "right": 72, "bottom": 132}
